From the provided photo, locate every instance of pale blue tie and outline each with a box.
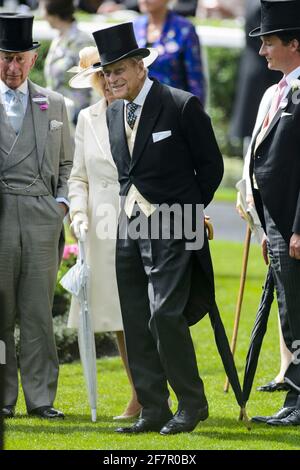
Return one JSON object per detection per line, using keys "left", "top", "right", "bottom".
{"left": 6, "top": 89, "right": 24, "bottom": 134}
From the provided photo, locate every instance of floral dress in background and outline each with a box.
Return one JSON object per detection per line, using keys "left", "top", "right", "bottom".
{"left": 134, "top": 10, "right": 206, "bottom": 104}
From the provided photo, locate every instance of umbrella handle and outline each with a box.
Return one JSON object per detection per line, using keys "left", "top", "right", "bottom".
{"left": 78, "top": 240, "right": 86, "bottom": 264}
{"left": 79, "top": 224, "right": 87, "bottom": 242}
{"left": 224, "top": 224, "right": 251, "bottom": 393}
{"left": 239, "top": 407, "right": 251, "bottom": 431}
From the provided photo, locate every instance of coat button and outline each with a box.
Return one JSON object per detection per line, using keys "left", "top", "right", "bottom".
{"left": 102, "top": 181, "right": 108, "bottom": 188}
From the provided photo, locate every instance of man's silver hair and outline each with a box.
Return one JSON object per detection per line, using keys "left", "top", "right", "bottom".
{"left": 0, "top": 49, "right": 38, "bottom": 56}
{"left": 129, "top": 55, "right": 149, "bottom": 75}
{"left": 130, "top": 55, "right": 145, "bottom": 64}
{"left": 105, "top": 55, "right": 148, "bottom": 75}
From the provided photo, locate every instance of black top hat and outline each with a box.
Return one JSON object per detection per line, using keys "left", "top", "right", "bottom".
{"left": 0, "top": 13, "right": 40, "bottom": 52}
{"left": 92, "top": 22, "right": 151, "bottom": 67}
{"left": 250, "top": 0, "right": 300, "bottom": 37}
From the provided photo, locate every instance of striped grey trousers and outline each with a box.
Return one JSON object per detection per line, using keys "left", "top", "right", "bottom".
{"left": 264, "top": 206, "right": 300, "bottom": 402}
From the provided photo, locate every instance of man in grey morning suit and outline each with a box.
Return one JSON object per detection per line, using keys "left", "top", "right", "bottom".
{"left": 0, "top": 13, "right": 73, "bottom": 419}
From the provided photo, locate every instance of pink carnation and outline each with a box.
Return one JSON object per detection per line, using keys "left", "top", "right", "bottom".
{"left": 63, "top": 244, "right": 78, "bottom": 260}
{"left": 69, "top": 244, "right": 79, "bottom": 255}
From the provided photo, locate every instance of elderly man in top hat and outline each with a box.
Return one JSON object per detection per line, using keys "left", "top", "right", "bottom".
{"left": 241, "top": 0, "right": 300, "bottom": 426}
{"left": 80, "top": 22, "right": 225, "bottom": 435}
{"left": 0, "top": 13, "right": 73, "bottom": 419}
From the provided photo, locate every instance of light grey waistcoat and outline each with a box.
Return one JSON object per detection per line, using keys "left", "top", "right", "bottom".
{"left": 0, "top": 100, "right": 49, "bottom": 196}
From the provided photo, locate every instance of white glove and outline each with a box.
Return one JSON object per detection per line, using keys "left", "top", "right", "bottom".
{"left": 70, "top": 213, "right": 88, "bottom": 241}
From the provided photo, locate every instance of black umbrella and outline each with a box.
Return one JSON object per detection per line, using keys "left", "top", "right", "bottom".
{"left": 208, "top": 302, "right": 251, "bottom": 429}
{"left": 241, "top": 266, "right": 275, "bottom": 405}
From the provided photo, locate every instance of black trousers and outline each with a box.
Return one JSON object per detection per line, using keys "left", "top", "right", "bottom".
{"left": 116, "top": 209, "right": 207, "bottom": 420}
{"left": 264, "top": 206, "right": 300, "bottom": 406}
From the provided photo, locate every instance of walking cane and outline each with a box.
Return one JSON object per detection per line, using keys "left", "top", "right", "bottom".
{"left": 224, "top": 224, "right": 251, "bottom": 393}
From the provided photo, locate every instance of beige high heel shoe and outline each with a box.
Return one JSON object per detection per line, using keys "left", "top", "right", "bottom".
{"left": 113, "top": 405, "right": 142, "bottom": 421}
{"left": 113, "top": 397, "right": 173, "bottom": 420}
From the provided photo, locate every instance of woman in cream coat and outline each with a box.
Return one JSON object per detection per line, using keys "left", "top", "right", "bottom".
{"left": 67, "top": 47, "right": 141, "bottom": 419}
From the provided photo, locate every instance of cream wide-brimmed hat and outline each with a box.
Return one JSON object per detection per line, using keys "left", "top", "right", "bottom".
{"left": 68, "top": 46, "right": 102, "bottom": 89}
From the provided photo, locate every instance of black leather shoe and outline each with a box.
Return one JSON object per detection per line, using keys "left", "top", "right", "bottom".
{"left": 257, "top": 380, "right": 290, "bottom": 392}
{"left": 160, "top": 406, "right": 209, "bottom": 435}
{"left": 116, "top": 415, "right": 172, "bottom": 434}
{"left": 28, "top": 406, "right": 65, "bottom": 419}
{"left": 0, "top": 406, "right": 15, "bottom": 418}
{"left": 252, "top": 406, "right": 295, "bottom": 424}
{"left": 267, "top": 408, "right": 300, "bottom": 426}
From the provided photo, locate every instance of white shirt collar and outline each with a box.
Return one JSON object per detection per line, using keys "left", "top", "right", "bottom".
{"left": 284, "top": 66, "right": 300, "bottom": 87}
{"left": 0, "top": 79, "right": 28, "bottom": 96}
{"left": 124, "top": 76, "right": 153, "bottom": 107}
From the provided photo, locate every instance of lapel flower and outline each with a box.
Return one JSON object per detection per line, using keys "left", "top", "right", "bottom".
{"left": 32, "top": 94, "right": 49, "bottom": 111}
{"left": 291, "top": 79, "right": 300, "bottom": 92}
{"left": 291, "top": 79, "right": 300, "bottom": 105}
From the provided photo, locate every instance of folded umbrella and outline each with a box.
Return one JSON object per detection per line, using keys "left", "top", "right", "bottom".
{"left": 60, "top": 232, "right": 97, "bottom": 422}
{"left": 208, "top": 302, "right": 251, "bottom": 429}
{"left": 223, "top": 179, "right": 264, "bottom": 393}
{"left": 242, "top": 266, "right": 275, "bottom": 406}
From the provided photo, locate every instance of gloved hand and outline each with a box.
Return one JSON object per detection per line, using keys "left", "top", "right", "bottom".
{"left": 70, "top": 213, "right": 88, "bottom": 241}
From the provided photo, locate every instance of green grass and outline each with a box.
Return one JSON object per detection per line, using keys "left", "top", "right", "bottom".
{"left": 214, "top": 187, "right": 236, "bottom": 203}
{"left": 4, "top": 241, "right": 300, "bottom": 450}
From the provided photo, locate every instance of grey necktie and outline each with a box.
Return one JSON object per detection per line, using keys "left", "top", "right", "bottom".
{"left": 6, "top": 89, "right": 24, "bottom": 134}
{"left": 126, "top": 102, "right": 138, "bottom": 129}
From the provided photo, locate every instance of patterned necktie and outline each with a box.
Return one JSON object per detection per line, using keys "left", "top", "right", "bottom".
{"left": 6, "top": 89, "right": 24, "bottom": 134}
{"left": 263, "top": 77, "right": 287, "bottom": 129}
{"left": 126, "top": 102, "right": 138, "bottom": 129}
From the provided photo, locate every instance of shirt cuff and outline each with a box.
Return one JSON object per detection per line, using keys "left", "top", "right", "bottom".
{"left": 56, "top": 197, "right": 70, "bottom": 209}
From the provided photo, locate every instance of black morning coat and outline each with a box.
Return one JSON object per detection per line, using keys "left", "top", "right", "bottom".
{"left": 250, "top": 80, "right": 300, "bottom": 243}
{"left": 107, "top": 78, "right": 224, "bottom": 326}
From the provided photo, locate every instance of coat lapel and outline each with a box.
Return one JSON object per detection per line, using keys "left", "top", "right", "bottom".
{"left": 109, "top": 100, "right": 131, "bottom": 167}
{"left": 29, "top": 81, "right": 49, "bottom": 171}
{"left": 89, "top": 99, "right": 115, "bottom": 167}
{"left": 254, "top": 85, "right": 293, "bottom": 152}
{"left": 0, "top": 102, "right": 17, "bottom": 155}
{"left": 131, "top": 81, "right": 163, "bottom": 170}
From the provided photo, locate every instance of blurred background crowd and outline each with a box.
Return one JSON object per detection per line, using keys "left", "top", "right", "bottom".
{"left": 0, "top": 0, "right": 281, "bottom": 158}
{"left": 0, "top": 1, "right": 244, "bottom": 18}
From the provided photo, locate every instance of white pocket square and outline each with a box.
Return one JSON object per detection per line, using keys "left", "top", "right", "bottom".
{"left": 281, "top": 112, "right": 292, "bottom": 117}
{"left": 152, "top": 130, "right": 172, "bottom": 143}
{"left": 50, "top": 120, "right": 63, "bottom": 131}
